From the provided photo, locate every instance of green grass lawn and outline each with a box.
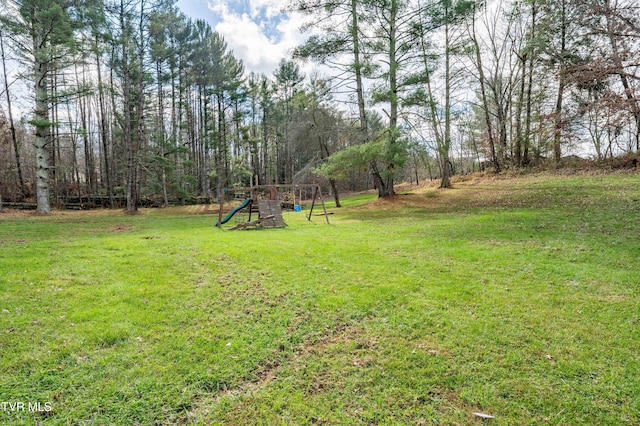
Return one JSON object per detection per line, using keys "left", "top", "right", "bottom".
{"left": 1, "top": 172, "right": 639, "bottom": 425}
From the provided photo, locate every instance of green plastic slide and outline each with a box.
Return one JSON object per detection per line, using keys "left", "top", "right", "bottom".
{"left": 215, "top": 198, "right": 253, "bottom": 227}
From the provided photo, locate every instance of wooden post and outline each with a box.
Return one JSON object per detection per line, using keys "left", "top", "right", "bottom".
{"left": 308, "top": 186, "right": 317, "bottom": 221}
{"left": 307, "top": 185, "right": 330, "bottom": 224}
{"left": 217, "top": 191, "right": 224, "bottom": 228}
{"left": 317, "top": 186, "right": 330, "bottom": 224}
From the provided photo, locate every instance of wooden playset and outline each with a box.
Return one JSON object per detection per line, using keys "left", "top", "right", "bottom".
{"left": 215, "top": 183, "right": 330, "bottom": 230}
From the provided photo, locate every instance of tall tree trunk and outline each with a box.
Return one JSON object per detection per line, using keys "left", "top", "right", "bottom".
{"left": 197, "top": 85, "right": 204, "bottom": 194}
{"left": 156, "top": 60, "right": 169, "bottom": 206}
{"left": 34, "top": 57, "right": 51, "bottom": 214}
{"left": 552, "top": 0, "right": 567, "bottom": 164}
{"left": 495, "top": 92, "right": 509, "bottom": 164}
{"left": 0, "top": 31, "right": 25, "bottom": 199}
{"left": 441, "top": 13, "right": 452, "bottom": 188}
{"left": 261, "top": 79, "right": 269, "bottom": 184}
{"left": 604, "top": 0, "right": 640, "bottom": 152}
{"left": 515, "top": 51, "right": 527, "bottom": 166}
{"left": 133, "top": 0, "right": 148, "bottom": 210}
{"left": 172, "top": 49, "right": 184, "bottom": 203}
{"left": 120, "top": 0, "right": 137, "bottom": 212}
{"left": 96, "top": 45, "right": 114, "bottom": 207}
{"left": 470, "top": 11, "right": 500, "bottom": 173}
{"left": 216, "top": 92, "right": 225, "bottom": 200}
{"left": 52, "top": 71, "right": 61, "bottom": 207}
{"left": 77, "top": 63, "right": 95, "bottom": 198}
{"left": 418, "top": 20, "right": 446, "bottom": 183}
{"left": 523, "top": 1, "right": 537, "bottom": 166}
{"left": 350, "top": 0, "right": 385, "bottom": 197}
{"left": 109, "top": 44, "right": 121, "bottom": 198}
{"left": 384, "top": 0, "right": 398, "bottom": 196}
{"left": 553, "top": 72, "right": 565, "bottom": 163}
{"left": 250, "top": 86, "right": 260, "bottom": 182}
{"left": 66, "top": 99, "right": 82, "bottom": 199}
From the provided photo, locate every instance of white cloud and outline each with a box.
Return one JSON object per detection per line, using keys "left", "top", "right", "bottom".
{"left": 248, "top": 0, "right": 286, "bottom": 19}
{"left": 207, "top": 0, "right": 306, "bottom": 75}
{"left": 206, "top": 0, "right": 228, "bottom": 16}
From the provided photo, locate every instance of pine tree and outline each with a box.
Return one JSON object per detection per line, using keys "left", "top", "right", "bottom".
{"left": 1, "top": 0, "right": 93, "bottom": 213}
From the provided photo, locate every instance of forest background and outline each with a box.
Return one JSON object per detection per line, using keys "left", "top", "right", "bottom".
{"left": 0, "top": 0, "right": 638, "bottom": 214}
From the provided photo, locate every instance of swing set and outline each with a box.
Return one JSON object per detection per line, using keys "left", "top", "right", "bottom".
{"left": 215, "top": 183, "right": 330, "bottom": 229}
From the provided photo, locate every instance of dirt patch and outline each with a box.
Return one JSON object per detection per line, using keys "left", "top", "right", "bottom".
{"left": 347, "top": 175, "right": 505, "bottom": 212}
{"left": 0, "top": 205, "right": 222, "bottom": 219}
{"left": 367, "top": 193, "right": 438, "bottom": 210}
{"left": 187, "top": 321, "right": 362, "bottom": 412}
{"left": 0, "top": 238, "right": 30, "bottom": 247}
{"left": 0, "top": 208, "right": 134, "bottom": 219}
{"left": 351, "top": 173, "right": 601, "bottom": 212}
{"left": 107, "top": 224, "right": 134, "bottom": 233}
{"left": 296, "top": 322, "right": 363, "bottom": 356}
{"left": 156, "top": 205, "right": 222, "bottom": 215}
{"left": 0, "top": 209, "right": 46, "bottom": 218}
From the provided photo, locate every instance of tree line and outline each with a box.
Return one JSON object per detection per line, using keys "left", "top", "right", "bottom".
{"left": 0, "top": 0, "right": 638, "bottom": 213}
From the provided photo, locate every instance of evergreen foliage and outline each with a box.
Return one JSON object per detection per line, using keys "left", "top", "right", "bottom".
{"left": 0, "top": 0, "right": 638, "bottom": 208}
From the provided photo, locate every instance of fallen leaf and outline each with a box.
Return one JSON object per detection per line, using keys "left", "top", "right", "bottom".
{"left": 473, "top": 412, "right": 495, "bottom": 419}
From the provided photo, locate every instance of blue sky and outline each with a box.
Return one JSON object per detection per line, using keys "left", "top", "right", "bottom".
{"left": 175, "top": 0, "right": 305, "bottom": 75}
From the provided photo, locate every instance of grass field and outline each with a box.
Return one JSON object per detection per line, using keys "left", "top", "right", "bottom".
{"left": 1, "top": 172, "right": 639, "bottom": 425}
